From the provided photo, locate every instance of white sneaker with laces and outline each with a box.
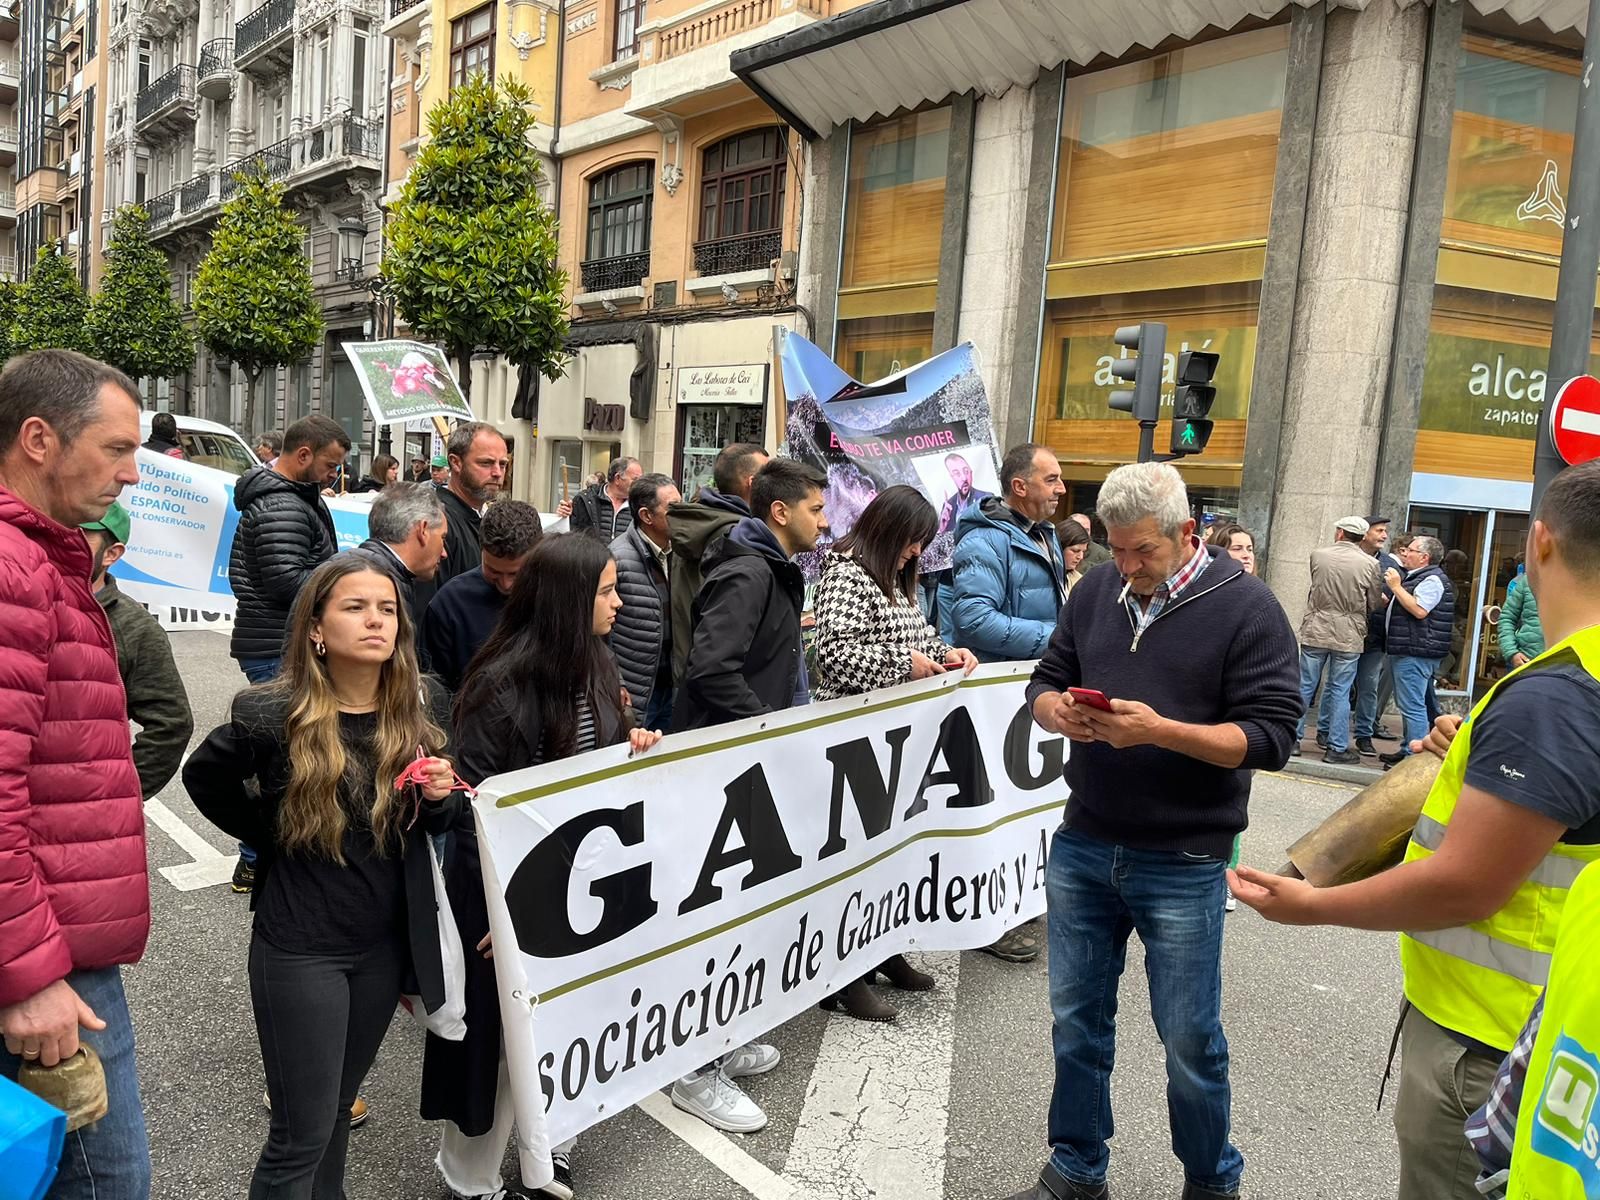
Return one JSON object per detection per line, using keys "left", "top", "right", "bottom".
{"left": 1224, "top": 887, "right": 1238, "bottom": 913}
{"left": 671, "top": 1068, "right": 768, "bottom": 1132}
{"left": 722, "top": 1042, "right": 781, "bottom": 1079}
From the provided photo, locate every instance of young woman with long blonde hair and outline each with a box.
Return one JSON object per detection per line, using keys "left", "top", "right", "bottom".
{"left": 185, "top": 553, "right": 468, "bottom": 1199}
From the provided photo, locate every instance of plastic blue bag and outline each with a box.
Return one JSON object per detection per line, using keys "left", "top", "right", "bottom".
{"left": 0, "top": 1074, "right": 65, "bottom": 1200}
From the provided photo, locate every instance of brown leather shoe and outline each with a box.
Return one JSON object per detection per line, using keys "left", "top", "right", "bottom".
{"left": 875, "top": 954, "right": 935, "bottom": 991}
{"left": 349, "top": 1096, "right": 368, "bottom": 1128}
{"left": 820, "top": 978, "right": 898, "bottom": 1022}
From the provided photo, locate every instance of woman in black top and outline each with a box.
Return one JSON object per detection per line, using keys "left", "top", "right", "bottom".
{"left": 428, "top": 533, "right": 660, "bottom": 1200}
{"left": 184, "top": 553, "right": 468, "bottom": 1200}
{"left": 351, "top": 453, "right": 399, "bottom": 493}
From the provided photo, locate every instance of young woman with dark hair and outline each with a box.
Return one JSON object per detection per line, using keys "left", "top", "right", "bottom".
{"left": 183, "top": 553, "right": 468, "bottom": 1199}
{"left": 429, "top": 533, "right": 662, "bottom": 1200}
{"left": 810, "top": 485, "right": 978, "bottom": 1021}
{"left": 1056, "top": 515, "right": 1090, "bottom": 595}
{"left": 352, "top": 454, "right": 401, "bottom": 492}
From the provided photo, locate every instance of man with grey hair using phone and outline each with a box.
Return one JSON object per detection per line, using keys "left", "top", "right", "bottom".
{"left": 1011, "top": 461, "right": 1300, "bottom": 1200}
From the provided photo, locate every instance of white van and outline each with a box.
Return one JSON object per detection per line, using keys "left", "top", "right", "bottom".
{"left": 138, "top": 412, "right": 260, "bottom": 477}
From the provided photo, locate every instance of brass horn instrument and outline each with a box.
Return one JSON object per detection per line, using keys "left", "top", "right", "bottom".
{"left": 1278, "top": 752, "right": 1444, "bottom": 886}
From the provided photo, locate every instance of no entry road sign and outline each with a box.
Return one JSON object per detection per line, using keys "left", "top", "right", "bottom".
{"left": 1550, "top": 375, "right": 1600, "bottom": 466}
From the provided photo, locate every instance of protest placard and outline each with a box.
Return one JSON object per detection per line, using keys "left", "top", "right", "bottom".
{"left": 342, "top": 340, "right": 475, "bottom": 427}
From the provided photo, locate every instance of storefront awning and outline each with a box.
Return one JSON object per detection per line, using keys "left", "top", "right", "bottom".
{"left": 732, "top": 0, "right": 1588, "bottom": 141}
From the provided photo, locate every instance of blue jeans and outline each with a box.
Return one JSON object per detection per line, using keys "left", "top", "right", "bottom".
{"left": 236, "top": 657, "right": 281, "bottom": 864}
{"left": 0, "top": 967, "right": 151, "bottom": 1200}
{"left": 1353, "top": 647, "right": 1391, "bottom": 739}
{"left": 1390, "top": 655, "right": 1440, "bottom": 756}
{"left": 1295, "top": 647, "right": 1361, "bottom": 752}
{"left": 1045, "top": 826, "right": 1242, "bottom": 1193}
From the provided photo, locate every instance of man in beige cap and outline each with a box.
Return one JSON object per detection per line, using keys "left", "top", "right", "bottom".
{"left": 1293, "top": 515, "right": 1385, "bottom": 764}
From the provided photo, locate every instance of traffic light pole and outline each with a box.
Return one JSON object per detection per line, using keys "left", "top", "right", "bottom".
{"left": 1534, "top": 0, "right": 1600, "bottom": 514}
{"left": 1137, "top": 421, "right": 1156, "bottom": 464}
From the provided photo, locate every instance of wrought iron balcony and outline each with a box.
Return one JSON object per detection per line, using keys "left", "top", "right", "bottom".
{"left": 235, "top": 0, "right": 293, "bottom": 71}
{"left": 219, "top": 138, "right": 293, "bottom": 200}
{"left": 135, "top": 64, "right": 196, "bottom": 134}
{"left": 692, "top": 229, "right": 781, "bottom": 277}
{"left": 0, "top": 255, "right": 14, "bottom": 279}
{"left": 197, "top": 39, "right": 233, "bottom": 100}
{"left": 146, "top": 186, "right": 180, "bottom": 229}
{"left": 580, "top": 252, "right": 650, "bottom": 293}
{"left": 343, "top": 116, "right": 380, "bottom": 160}
{"left": 180, "top": 173, "right": 214, "bottom": 213}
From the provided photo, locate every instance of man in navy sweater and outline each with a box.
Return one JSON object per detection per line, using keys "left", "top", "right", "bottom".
{"left": 1011, "top": 462, "right": 1301, "bottom": 1200}
{"left": 423, "top": 499, "right": 543, "bottom": 692}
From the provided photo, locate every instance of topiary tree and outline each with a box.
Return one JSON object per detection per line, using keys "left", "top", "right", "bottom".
{"left": 194, "top": 167, "right": 322, "bottom": 436}
{"left": 11, "top": 247, "right": 93, "bottom": 355}
{"left": 87, "top": 205, "right": 195, "bottom": 383}
{"left": 384, "top": 74, "right": 569, "bottom": 401}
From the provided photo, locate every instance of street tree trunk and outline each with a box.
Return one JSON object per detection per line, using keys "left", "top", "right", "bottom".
{"left": 454, "top": 343, "right": 473, "bottom": 404}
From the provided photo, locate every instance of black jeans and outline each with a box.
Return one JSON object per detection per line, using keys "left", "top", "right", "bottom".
{"left": 248, "top": 934, "right": 407, "bottom": 1199}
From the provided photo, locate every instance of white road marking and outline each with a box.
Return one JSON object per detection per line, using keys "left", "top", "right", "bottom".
{"left": 1560, "top": 407, "right": 1600, "bottom": 436}
{"left": 145, "top": 798, "right": 237, "bottom": 891}
{"left": 637, "top": 1091, "right": 798, "bottom": 1200}
{"left": 782, "top": 951, "right": 961, "bottom": 1200}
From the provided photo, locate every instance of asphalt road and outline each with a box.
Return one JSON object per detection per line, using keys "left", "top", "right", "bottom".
{"left": 131, "top": 630, "right": 1406, "bottom": 1200}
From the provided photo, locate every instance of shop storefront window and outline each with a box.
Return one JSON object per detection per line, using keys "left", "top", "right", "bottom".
{"left": 1035, "top": 26, "right": 1288, "bottom": 508}
{"left": 678, "top": 404, "right": 764, "bottom": 499}
{"left": 835, "top": 107, "right": 950, "bottom": 378}
{"left": 550, "top": 438, "right": 622, "bottom": 510}
{"left": 1412, "top": 32, "right": 1598, "bottom": 698}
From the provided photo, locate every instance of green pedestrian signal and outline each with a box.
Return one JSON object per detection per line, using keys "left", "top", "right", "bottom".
{"left": 1170, "top": 351, "right": 1219, "bottom": 458}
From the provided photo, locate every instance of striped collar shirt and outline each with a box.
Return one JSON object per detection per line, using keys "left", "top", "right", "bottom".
{"left": 1122, "top": 536, "right": 1209, "bottom": 636}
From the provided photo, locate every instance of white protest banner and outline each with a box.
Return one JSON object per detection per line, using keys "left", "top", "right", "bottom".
{"left": 111, "top": 449, "right": 379, "bottom": 631}
{"left": 473, "top": 665, "right": 1065, "bottom": 1167}
{"left": 342, "top": 340, "right": 475, "bottom": 427}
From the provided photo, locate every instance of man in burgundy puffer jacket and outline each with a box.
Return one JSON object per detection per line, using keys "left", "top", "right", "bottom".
{"left": 0, "top": 350, "right": 151, "bottom": 1199}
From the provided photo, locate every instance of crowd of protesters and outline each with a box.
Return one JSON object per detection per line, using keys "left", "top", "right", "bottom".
{"left": 2, "top": 346, "right": 1598, "bottom": 1200}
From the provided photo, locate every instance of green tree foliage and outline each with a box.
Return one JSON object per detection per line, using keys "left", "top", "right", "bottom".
{"left": 194, "top": 168, "right": 322, "bottom": 435}
{"left": 384, "top": 75, "right": 569, "bottom": 400}
{"left": 12, "top": 247, "right": 92, "bottom": 355}
{"left": 0, "top": 280, "right": 16, "bottom": 366}
{"left": 88, "top": 206, "right": 195, "bottom": 382}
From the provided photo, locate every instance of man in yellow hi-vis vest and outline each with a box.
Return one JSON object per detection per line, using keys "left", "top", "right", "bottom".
{"left": 1230, "top": 459, "right": 1600, "bottom": 1200}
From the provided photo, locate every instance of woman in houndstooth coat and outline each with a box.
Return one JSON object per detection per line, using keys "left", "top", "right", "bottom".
{"left": 810, "top": 484, "right": 979, "bottom": 1021}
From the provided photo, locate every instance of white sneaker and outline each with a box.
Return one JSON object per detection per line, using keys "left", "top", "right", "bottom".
{"left": 722, "top": 1042, "right": 781, "bottom": 1079}
{"left": 671, "top": 1068, "right": 768, "bottom": 1133}
{"left": 1224, "top": 887, "right": 1238, "bottom": 913}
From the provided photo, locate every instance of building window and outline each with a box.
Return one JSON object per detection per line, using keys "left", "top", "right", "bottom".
{"left": 1035, "top": 25, "right": 1288, "bottom": 512}
{"left": 1410, "top": 31, "right": 1598, "bottom": 701}
{"left": 677, "top": 404, "right": 764, "bottom": 499}
{"left": 351, "top": 20, "right": 369, "bottom": 116}
{"left": 450, "top": 5, "right": 494, "bottom": 90}
{"left": 835, "top": 106, "right": 950, "bottom": 378}
{"left": 614, "top": 0, "right": 642, "bottom": 60}
{"left": 581, "top": 162, "right": 652, "bottom": 290}
{"left": 695, "top": 127, "right": 787, "bottom": 274}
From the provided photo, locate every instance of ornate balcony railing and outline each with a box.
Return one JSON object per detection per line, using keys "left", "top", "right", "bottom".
{"left": 146, "top": 186, "right": 180, "bottom": 228}
{"left": 180, "top": 173, "right": 213, "bottom": 212}
{"left": 389, "top": 0, "right": 424, "bottom": 19}
{"left": 235, "top": 0, "right": 292, "bottom": 60}
{"left": 198, "top": 38, "right": 232, "bottom": 78}
{"left": 343, "top": 115, "right": 380, "bottom": 160}
{"left": 692, "top": 229, "right": 780, "bottom": 277}
{"left": 220, "top": 138, "right": 293, "bottom": 200}
{"left": 0, "top": 190, "right": 13, "bottom": 209}
{"left": 135, "top": 63, "right": 196, "bottom": 127}
{"left": 0, "top": 255, "right": 15, "bottom": 278}
{"left": 655, "top": 0, "right": 829, "bottom": 62}
{"left": 580, "top": 252, "right": 650, "bottom": 293}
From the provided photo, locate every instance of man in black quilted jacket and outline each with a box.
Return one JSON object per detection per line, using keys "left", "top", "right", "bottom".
{"left": 225, "top": 413, "right": 349, "bottom": 890}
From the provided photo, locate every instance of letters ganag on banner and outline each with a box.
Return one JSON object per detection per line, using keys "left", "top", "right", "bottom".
{"left": 472, "top": 666, "right": 1068, "bottom": 1165}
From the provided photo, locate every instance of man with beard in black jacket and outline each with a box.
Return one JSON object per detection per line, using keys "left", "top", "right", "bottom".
{"left": 226, "top": 413, "right": 348, "bottom": 892}
{"left": 435, "top": 421, "right": 509, "bottom": 590}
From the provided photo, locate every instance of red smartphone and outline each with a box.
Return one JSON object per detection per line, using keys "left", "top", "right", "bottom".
{"left": 1068, "top": 687, "right": 1115, "bottom": 712}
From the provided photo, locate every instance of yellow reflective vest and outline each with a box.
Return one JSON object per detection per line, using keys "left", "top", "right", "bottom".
{"left": 1399, "top": 624, "right": 1600, "bottom": 1053}
{"left": 1506, "top": 860, "right": 1600, "bottom": 1199}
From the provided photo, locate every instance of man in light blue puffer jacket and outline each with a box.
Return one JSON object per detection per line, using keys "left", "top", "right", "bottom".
{"left": 941, "top": 443, "right": 1068, "bottom": 661}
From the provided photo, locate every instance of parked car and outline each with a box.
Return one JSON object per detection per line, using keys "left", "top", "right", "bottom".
{"left": 138, "top": 412, "right": 260, "bottom": 477}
